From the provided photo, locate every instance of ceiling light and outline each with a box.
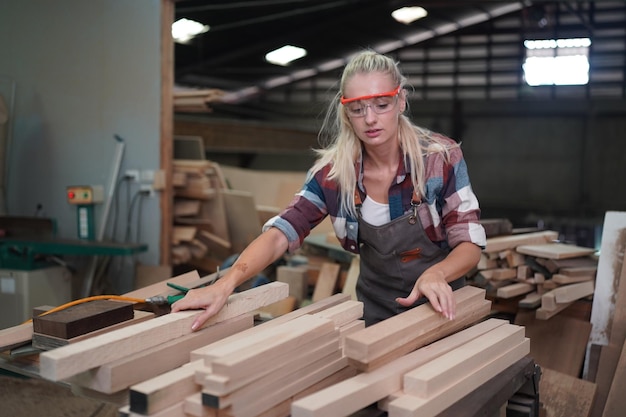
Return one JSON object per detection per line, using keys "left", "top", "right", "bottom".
{"left": 172, "top": 18, "right": 209, "bottom": 44}
{"left": 392, "top": 7, "right": 428, "bottom": 25}
{"left": 265, "top": 45, "right": 307, "bottom": 66}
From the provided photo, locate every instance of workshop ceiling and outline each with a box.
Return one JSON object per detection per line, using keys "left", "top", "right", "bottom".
{"left": 173, "top": 1, "right": 626, "bottom": 121}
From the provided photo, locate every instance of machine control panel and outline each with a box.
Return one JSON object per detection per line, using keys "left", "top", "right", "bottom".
{"left": 66, "top": 185, "right": 104, "bottom": 205}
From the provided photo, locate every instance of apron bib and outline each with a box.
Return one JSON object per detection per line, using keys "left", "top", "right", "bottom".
{"left": 356, "top": 196, "right": 465, "bottom": 326}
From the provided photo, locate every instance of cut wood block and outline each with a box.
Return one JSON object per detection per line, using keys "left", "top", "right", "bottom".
{"left": 387, "top": 338, "right": 530, "bottom": 417}
{"left": 402, "top": 324, "right": 525, "bottom": 398}
{"left": 536, "top": 301, "right": 573, "bottom": 319}
{"left": 173, "top": 226, "right": 198, "bottom": 244}
{"left": 489, "top": 268, "right": 518, "bottom": 281}
{"left": 559, "top": 266, "right": 597, "bottom": 277}
{"left": 484, "top": 230, "right": 558, "bottom": 253}
{"left": 69, "top": 314, "right": 253, "bottom": 394}
{"left": 477, "top": 253, "right": 499, "bottom": 270}
{"left": 32, "top": 299, "right": 134, "bottom": 339}
{"left": 291, "top": 318, "right": 508, "bottom": 417}
{"left": 33, "top": 309, "right": 154, "bottom": 350}
{"left": 552, "top": 273, "right": 595, "bottom": 285}
{"left": 344, "top": 285, "right": 490, "bottom": 370}
{"left": 276, "top": 265, "right": 309, "bottom": 303}
{"left": 174, "top": 199, "right": 201, "bottom": 217}
{"left": 518, "top": 292, "right": 542, "bottom": 309}
{"left": 40, "top": 282, "right": 288, "bottom": 381}
{"left": 516, "top": 243, "right": 595, "bottom": 260}
{"left": 0, "top": 322, "right": 35, "bottom": 351}
{"left": 130, "top": 360, "right": 205, "bottom": 414}
{"left": 496, "top": 283, "right": 534, "bottom": 299}
{"left": 516, "top": 265, "right": 532, "bottom": 280}
{"left": 312, "top": 262, "right": 340, "bottom": 302}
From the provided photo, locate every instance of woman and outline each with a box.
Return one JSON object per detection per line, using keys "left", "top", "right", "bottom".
{"left": 172, "top": 50, "right": 486, "bottom": 328}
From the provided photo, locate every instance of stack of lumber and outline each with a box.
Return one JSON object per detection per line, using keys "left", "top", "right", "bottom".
{"left": 119, "top": 294, "right": 364, "bottom": 417}
{"left": 174, "top": 89, "right": 225, "bottom": 113}
{"left": 33, "top": 280, "right": 288, "bottom": 394}
{"left": 291, "top": 286, "right": 533, "bottom": 417}
{"left": 172, "top": 159, "right": 263, "bottom": 270}
{"left": 473, "top": 230, "right": 597, "bottom": 320}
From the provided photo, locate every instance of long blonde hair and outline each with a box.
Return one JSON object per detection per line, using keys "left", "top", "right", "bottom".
{"left": 311, "top": 50, "right": 457, "bottom": 217}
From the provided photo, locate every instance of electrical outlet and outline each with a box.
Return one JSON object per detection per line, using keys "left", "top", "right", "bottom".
{"left": 140, "top": 170, "right": 155, "bottom": 183}
{"left": 125, "top": 169, "right": 140, "bottom": 182}
{"left": 140, "top": 184, "right": 155, "bottom": 197}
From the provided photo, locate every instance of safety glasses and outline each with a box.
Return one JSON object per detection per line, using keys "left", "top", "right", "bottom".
{"left": 340, "top": 85, "right": 401, "bottom": 118}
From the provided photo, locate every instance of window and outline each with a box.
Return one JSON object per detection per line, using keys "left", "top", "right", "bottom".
{"left": 523, "top": 38, "right": 591, "bottom": 86}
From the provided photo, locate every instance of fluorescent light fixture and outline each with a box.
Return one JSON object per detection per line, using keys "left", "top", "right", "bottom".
{"left": 265, "top": 45, "right": 307, "bottom": 66}
{"left": 172, "top": 18, "right": 209, "bottom": 44}
{"left": 392, "top": 7, "right": 428, "bottom": 25}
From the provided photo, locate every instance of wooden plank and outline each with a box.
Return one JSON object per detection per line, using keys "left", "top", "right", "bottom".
{"left": 515, "top": 309, "right": 591, "bottom": 377}
{"left": 539, "top": 367, "right": 596, "bottom": 417}
{"left": 602, "top": 341, "right": 626, "bottom": 417}
{"left": 129, "top": 360, "right": 204, "bottom": 415}
{"left": 387, "top": 338, "right": 530, "bottom": 417}
{"left": 496, "top": 283, "right": 534, "bottom": 299}
{"left": 484, "top": 230, "right": 558, "bottom": 253}
{"left": 276, "top": 265, "right": 309, "bottom": 304}
{"left": 554, "top": 280, "right": 595, "bottom": 303}
{"left": 402, "top": 324, "right": 525, "bottom": 398}
{"left": 0, "top": 322, "right": 35, "bottom": 351}
{"left": 341, "top": 255, "right": 360, "bottom": 301}
{"left": 518, "top": 292, "right": 542, "bottom": 309}
{"left": 203, "top": 339, "right": 341, "bottom": 409}
{"left": 202, "top": 333, "right": 339, "bottom": 397}
{"left": 489, "top": 268, "right": 518, "bottom": 281}
{"left": 174, "top": 199, "right": 201, "bottom": 217}
{"left": 515, "top": 243, "right": 595, "bottom": 259}
{"left": 32, "top": 310, "right": 154, "bottom": 350}
{"left": 312, "top": 262, "right": 340, "bottom": 302}
{"left": 311, "top": 300, "right": 363, "bottom": 328}
{"left": 552, "top": 273, "right": 595, "bottom": 285}
{"left": 208, "top": 315, "right": 336, "bottom": 380}
{"left": 221, "top": 188, "right": 262, "bottom": 254}
{"left": 32, "top": 299, "right": 134, "bottom": 339}
{"left": 344, "top": 285, "right": 490, "bottom": 370}
{"left": 226, "top": 355, "right": 349, "bottom": 417}
{"left": 39, "top": 282, "right": 288, "bottom": 381}
{"left": 68, "top": 314, "right": 253, "bottom": 394}
{"left": 290, "top": 319, "right": 508, "bottom": 417}
{"left": 190, "top": 293, "right": 350, "bottom": 361}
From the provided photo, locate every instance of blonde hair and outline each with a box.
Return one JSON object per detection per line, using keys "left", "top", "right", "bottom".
{"left": 311, "top": 50, "right": 457, "bottom": 217}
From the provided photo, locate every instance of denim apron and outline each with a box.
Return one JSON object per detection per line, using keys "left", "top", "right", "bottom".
{"left": 355, "top": 189, "right": 465, "bottom": 326}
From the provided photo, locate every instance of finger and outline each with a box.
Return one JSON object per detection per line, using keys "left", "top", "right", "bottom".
{"left": 191, "top": 309, "right": 213, "bottom": 331}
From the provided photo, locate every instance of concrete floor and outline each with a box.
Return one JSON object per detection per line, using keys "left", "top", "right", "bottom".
{"left": 0, "top": 375, "right": 118, "bottom": 417}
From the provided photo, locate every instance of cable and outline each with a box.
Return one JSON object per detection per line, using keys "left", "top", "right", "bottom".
{"left": 124, "top": 190, "right": 143, "bottom": 243}
{"left": 23, "top": 294, "right": 146, "bottom": 324}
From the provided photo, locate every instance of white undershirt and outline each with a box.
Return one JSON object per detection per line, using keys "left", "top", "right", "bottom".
{"left": 361, "top": 195, "right": 391, "bottom": 226}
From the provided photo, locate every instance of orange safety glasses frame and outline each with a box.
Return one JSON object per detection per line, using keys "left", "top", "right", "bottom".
{"left": 340, "top": 85, "right": 401, "bottom": 104}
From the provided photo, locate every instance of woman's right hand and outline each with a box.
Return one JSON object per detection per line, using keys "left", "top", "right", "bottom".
{"left": 170, "top": 278, "right": 234, "bottom": 331}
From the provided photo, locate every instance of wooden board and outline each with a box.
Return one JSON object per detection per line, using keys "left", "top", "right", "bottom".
{"left": 291, "top": 319, "right": 508, "bottom": 417}
{"left": 341, "top": 256, "right": 360, "bottom": 301}
{"left": 515, "top": 309, "right": 591, "bottom": 377}
{"left": 539, "top": 367, "right": 595, "bottom": 417}
{"left": 220, "top": 188, "right": 262, "bottom": 254}
{"left": 402, "top": 324, "right": 525, "bottom": 398}
{"left": 484, "top": 230, "right": 558, "bottom": 253}
{"left": 39, "top": 282, "right": 288, "bottom": 381}
{"left": 387, "top": 339, "right": 530, "bottom": 417}
{"left": 344, "top": 285, "right": 490, "bottom": 370}
{"left": 68, "top": 314, "right": 253, "bottom": 394}
{"left": 312, "top": 262, "right": 340, "bottom": 302}
{"left": 515, "top": 243, "right": 596, "bottom": 259}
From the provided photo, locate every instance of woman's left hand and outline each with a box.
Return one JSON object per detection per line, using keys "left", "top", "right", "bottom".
{"left": 395, "top": 269, "right": 455, "bottom": 320}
